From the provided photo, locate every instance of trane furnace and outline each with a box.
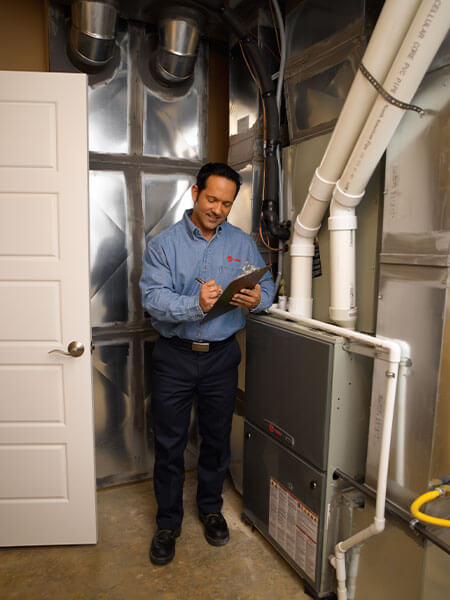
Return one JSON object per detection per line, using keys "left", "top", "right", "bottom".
{"left": 242, "top": 315, "right": 373, "bottom": 599}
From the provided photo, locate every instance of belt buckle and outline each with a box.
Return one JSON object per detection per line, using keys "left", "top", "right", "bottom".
{"left": 192, "top": 341, "right": 210, "bottom": 352}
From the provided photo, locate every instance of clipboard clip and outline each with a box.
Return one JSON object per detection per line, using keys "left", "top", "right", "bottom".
{"left": 241, "top": 261, "right": 258, "bottom": 275}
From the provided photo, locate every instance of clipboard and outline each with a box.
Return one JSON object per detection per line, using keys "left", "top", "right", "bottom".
{"left": 201, "top": 265, "right": 270, "bottom": 323}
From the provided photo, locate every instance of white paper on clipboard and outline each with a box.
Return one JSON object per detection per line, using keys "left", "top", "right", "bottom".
{"left": 201, "top": 265, "right": 271, "bottom": 323}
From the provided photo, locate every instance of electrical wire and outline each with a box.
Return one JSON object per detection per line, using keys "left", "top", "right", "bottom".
{"left": 269, "top": 0, "right": 288, "bottom": 289}
{"left": 269, "top": 0, "right": 281, "bottom": 55}
{"left": 239, "top": 15, "right": 285, "bottom": 255}
{"left": 249, "top": 30, "right": 280, "bottom": 63}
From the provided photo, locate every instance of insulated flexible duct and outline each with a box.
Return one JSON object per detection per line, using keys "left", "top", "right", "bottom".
{"left": 69, "top": 0, "right": 118, "bottom": 70}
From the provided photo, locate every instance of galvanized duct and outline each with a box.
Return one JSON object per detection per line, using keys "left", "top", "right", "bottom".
{"left": 69, "top": 0, "right": 118, "bottom": 71}
{"left": 154, "top": 6, "right": 205, "bottom": 84}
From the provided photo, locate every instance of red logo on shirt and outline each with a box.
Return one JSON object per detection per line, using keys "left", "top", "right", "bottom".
{"left": 227, "top": 255, "right": 241, "bottom": 263}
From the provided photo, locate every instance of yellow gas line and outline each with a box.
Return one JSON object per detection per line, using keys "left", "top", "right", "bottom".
{"left": 410, "top": 485, "right": 450, "bottom": 528}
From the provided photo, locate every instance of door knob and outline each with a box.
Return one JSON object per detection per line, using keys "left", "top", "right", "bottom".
{"left": 49, "top": 341, "right": 85, "bottom": 357}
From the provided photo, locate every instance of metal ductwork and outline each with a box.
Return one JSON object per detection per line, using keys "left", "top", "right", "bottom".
{"left": 69, "top": 0, "right": 118, "bottom": 71}
{"left": 154, "top": 6, "right": 205, "bottom": 84}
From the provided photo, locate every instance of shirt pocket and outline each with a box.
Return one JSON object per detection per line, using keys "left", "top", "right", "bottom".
{"left": 218, "top": 264, "right": 243, "bottom": 287}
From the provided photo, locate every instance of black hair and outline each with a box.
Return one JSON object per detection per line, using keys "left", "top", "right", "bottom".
{"left": 196, "top": 162, "right": 242, "bottom": 198}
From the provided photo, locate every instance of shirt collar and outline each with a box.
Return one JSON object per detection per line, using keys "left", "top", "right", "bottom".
{"left": 182, "top": 209, "right": 227, "bottom": 240}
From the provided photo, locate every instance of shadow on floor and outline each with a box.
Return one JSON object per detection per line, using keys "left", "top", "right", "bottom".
{"left": 0, "top": 471, "right": 310, "bottom": 599}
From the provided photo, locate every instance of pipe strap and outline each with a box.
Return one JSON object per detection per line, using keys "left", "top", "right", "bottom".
{"left": 334, "top": 181, "right": 365, "bottom": 208}
{"left": 328, "top": 215, "right": 357, "bottom": 231}
{"left": 360, "top": 62, "right": 427, "bottom": 117}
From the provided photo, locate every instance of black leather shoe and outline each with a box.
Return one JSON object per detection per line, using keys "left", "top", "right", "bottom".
{"left": 149, "top": 527, "right": 181, "bottom": 565}
{"left": 199, "top": 512, "right": 229, "bottom": 546}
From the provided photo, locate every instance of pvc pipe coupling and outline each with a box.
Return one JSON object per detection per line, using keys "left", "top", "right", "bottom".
{"left": 290, "top": 232, "right": 315, "bottom": 257}
{"left": 333, "top": 180, "right": 365, "bottom": 209}
{"left": 309, "top": 168, "right": 337, "bottom": 203}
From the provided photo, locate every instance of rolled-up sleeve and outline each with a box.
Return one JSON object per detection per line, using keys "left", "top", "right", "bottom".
{"left": 140, "top": 242, "right": 204, "bottom": 323}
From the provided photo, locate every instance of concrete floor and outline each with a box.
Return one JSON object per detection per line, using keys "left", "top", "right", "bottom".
{"left": 0, "top": 471, "right": 311, "bottom": 600}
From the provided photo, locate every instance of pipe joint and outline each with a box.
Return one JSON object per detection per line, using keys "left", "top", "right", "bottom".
{"left": 329, "top": 307, "right": 358, "bottom": 329}
{"left": 328, "top": 214, "right": 358, "bottom": 231}
{"left": 288, "top": 296, "right": 313, "bottom": 317}
{"left": 290, "top": 238, "right": 315, "bottom": 258}
{"left": 373, "top": 517, "right": 385, "bottom": 534}
{"left": 294, "top": 216, "right": 320, "bottom": 239}
{"left": 69, "top": 0, "right": 118, "bottom": 71}
{"left": 309, "top": 168, "right": 337, "bottom": 203}
{"left": 262, "top": 200, "right": 291, "bottom": 242}
{"left": 334, "top": 180, "right": 365, "bottom": 208}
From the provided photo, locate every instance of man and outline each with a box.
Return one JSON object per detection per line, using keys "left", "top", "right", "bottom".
{"left": 140, "top": 162, "right": 275, "bottom": 565}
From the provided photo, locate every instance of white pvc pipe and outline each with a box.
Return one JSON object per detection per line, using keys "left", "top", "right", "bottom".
{"left": 269, "top": 307, "right": 402, "bottom": 600}
{"left": 329, "top": 0, "right": 450, "bottom": 327}
{"left": 328, "top": 199, "right": 358, "bottom": 328}
{"left": 337, "top": 0, "right": 450, "bottom": 199}
{"left": 289, "top": 0, "right": 423, "bottom": 317}
{"left": 346, "top": 545, "right": 361, "bottom": 600}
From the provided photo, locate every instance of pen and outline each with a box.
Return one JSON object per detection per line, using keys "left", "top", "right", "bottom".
{"left": 195, "top": 277, "right": 206, "bottom": 284}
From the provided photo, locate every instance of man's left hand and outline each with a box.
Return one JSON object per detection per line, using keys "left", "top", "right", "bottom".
{"left": 230, "top": 283, "right": 261, "bottom": 310}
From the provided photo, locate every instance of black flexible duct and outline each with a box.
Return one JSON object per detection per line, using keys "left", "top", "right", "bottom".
{"left": 189, "top": 0, "right": 290, "bottom": 244}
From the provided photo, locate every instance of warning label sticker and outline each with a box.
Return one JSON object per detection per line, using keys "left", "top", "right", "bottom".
{"left": 268, "top": 477, "right": 318, "bottom": 581}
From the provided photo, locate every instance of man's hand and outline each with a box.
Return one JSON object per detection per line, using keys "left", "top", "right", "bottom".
{"left": 230, "top": 284, "right": 261, "bottom": 310}
{"left": 199, "top": 280, "right": 223, "bottom": 313}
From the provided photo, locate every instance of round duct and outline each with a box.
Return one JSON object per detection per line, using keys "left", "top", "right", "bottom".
{"left": 69, "top": 0, "right": 118, "bottom": 71}
{"left": 154, "top": 7, "right": 205, "bottom": 84}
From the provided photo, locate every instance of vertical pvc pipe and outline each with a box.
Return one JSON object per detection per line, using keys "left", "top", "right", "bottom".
{"left": 289, "top": 0, "right": 423, "bottom": 317}
{"left": 329, "top": 0, "right": 450, "bottom": 327}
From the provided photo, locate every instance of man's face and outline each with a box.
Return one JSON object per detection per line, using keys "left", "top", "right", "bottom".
{"left": 190, "top": 175, "right": 237, "bottom": 238}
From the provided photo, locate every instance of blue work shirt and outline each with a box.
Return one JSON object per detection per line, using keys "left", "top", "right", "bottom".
{"left": 140, "top": 209, "right": 275, "bottom": 341}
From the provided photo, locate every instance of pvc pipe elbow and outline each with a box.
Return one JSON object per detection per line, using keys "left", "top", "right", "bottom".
{"left": 373, "top": 517, "right": 385, "bottom": 534}
{"left": 290, "top": 231, "right": 315, "bottom": 257}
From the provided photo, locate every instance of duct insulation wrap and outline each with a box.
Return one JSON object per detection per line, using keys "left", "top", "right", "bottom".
{"left": 155, "top": 8, "right": 205, "bottom": 84}
{"left": 70, "top": 1, "right": 117, "bottom": 68}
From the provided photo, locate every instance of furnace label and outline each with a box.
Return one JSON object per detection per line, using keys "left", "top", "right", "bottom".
{"left": 268, "top": 477, "right": 318, "bottom": 581}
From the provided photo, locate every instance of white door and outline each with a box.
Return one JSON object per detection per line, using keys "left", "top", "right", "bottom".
{"left": 0, "top": 71, "right": 97, "bottom": 545}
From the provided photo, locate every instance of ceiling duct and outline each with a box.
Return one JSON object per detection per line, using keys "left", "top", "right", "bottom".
{"left": 154, "top": 6, "right": 205, "bottom": 84}
{"left": 69, "top": 0, "right": 118, "bottom": 71}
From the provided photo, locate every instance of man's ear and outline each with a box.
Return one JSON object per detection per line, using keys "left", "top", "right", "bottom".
{"left": 191, "top": 184, "right": 199, "bottom": 202}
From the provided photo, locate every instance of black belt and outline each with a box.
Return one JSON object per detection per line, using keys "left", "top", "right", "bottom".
{"left": 162, "top": 334, "right": 235, "bottom": 353}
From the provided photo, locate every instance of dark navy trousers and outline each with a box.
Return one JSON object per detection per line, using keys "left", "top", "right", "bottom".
{"left": 151, "top": 335, "right": 241, "bottom": 530}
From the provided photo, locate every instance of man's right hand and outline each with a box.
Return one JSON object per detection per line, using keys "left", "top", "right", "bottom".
{"left": 199, "top": 280, "right": 222, "bottom": 313}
